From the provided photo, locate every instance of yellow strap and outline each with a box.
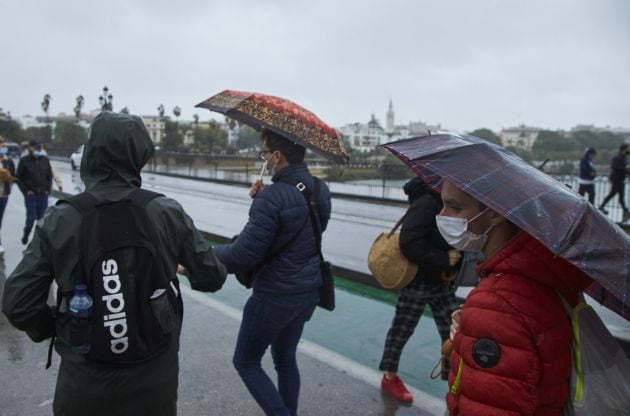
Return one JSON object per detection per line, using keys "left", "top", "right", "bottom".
{"left": 572, "top": 302, "right": 590, "bottom": 404}
{"left": 450, "top": 359, "right": 465, "bottom": 394}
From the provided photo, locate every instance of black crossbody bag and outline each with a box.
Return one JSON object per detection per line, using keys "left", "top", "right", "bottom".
{"left": 279, "top": 176, "right": 335, "bottom": 311}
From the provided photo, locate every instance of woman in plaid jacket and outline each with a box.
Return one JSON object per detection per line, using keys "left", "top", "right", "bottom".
{"left": 379, "top": 177, "right": 461, "bottom": 403}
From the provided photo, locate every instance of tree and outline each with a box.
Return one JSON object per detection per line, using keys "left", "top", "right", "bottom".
{"left": 468, "top": 128, "right": 502, "bottom": 145}
{"left": 52, "top": 122, "right": 87, "bottom": 149}
{"left": 173, "top": 106, "right": 181, "bottom": 119}
{"left": 0, "top": 118, "right": 21, "bottom": 142}
{"left": 41, "top": 93, "right": 51, "bottom": 121}
{"left": 191, "top": 121, "right": 228, "bottom": 153}
{"left": 531, "top": 130, "right": 575, "bottom": 160}
{"left": 161, "top": 120, "right": 183, "bottom": 151}
{"left": 235, "top": 125, "right": 260, "bottom": 150}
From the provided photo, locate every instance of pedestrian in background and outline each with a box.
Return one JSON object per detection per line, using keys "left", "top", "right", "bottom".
{"left": 214, "top": 129, "right": 331, "bottom": 416}
{"left": 16, "top": 139, "right": 52, "bottom": 245}
{"left": 0, "top": 136, "right": 17, "bottom": 254}
{"left": 379, "top": 177, "right": 461, "bottom": 403}
{"left": 599, "top": 143, "right": 630, "bottom": 221}
{"left": 578, "top": 147, "right": 597, "bottom": 204}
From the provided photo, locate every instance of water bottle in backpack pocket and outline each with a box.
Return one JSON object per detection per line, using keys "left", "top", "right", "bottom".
{"left": 68, "top": 283, "right": 93, "bottom": 355}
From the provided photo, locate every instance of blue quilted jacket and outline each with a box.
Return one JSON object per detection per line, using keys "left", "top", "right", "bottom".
{"left": 214, "top": 163, "right": 331, "bottom": 294}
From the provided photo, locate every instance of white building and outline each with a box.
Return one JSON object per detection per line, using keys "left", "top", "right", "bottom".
{"left": 386, "top": 98, "right": 395, "bottom": 133}
{"left": 18, "top": 113, "right": 93, "bottom": 130}
{"left": 338, "top": 99, "right": 444, "bottom": 152}
{"left": 338, "top": 114, "right": 386, "bottom": 153}
{"left": 500, "top": 125, "right": 542, "bottom": 150}
{"left": 141, "top": 116, "right": 166, "bottom": 146}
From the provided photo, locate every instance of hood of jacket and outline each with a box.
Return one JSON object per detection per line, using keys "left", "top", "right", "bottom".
{"left": 477, "top": 231, "right": 592, "bottom": 305}
{"left": 80, "top": 112, "right": 154, "bottom": 192}
{"left": 403, "top": 176, "right": 437, "bottom": 203}
{"left": 583, "top": 147, "right": 596, "bottom": 158}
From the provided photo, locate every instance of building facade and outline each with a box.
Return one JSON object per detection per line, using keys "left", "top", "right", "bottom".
{"left": 500, "top": 125, "right": 542, "bottom": 150}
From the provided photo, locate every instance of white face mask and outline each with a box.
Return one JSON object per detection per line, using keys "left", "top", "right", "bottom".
{"left": 436, "top": 208, "right": 492, "bottom": 252}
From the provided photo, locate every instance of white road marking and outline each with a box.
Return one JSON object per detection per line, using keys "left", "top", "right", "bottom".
{"left": 38, "top": 399, "right": 53, "bottom": 407}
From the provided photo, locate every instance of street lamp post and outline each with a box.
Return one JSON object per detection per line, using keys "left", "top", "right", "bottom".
{"left": 98, "top": 86, "right": 114, "bottom": 111}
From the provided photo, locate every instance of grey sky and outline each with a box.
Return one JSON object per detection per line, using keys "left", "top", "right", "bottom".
{"left": 1, "top": 0, "right": 629, "bottom": 132}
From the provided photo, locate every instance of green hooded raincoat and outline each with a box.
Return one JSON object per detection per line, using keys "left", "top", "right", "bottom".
{"left": 2, "top": 112, "right": 227, "bottom": 416}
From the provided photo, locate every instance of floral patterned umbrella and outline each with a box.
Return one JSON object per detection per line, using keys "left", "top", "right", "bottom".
{"left": 196, "top": 90, "right": 348, "bottom": 163}
{"left": 384, "top": 132, "right": 630, "bottom": 321}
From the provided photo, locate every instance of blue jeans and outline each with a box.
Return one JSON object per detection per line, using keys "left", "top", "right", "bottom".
{"left": 233, "top": 291, "right": 318, "bottom": 416}
{"left": 24, "top": 193, "right": 49, "bottom": 237}
{"left": 0, "top": 196, "right": 8, "bottom": 244}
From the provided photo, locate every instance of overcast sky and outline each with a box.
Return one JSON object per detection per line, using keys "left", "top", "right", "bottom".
{"left": 1, "top": 0, "right": 629, "bottom": 132}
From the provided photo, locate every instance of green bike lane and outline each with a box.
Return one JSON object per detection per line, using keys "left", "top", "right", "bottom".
{"left": 184, "top": 272, "right": 451, "bottom": 402}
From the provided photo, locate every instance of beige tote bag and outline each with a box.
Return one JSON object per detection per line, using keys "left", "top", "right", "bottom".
{"left": 367, "top": 212, "right": 419, "bottom": 289}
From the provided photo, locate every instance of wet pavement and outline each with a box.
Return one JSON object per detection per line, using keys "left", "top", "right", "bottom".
{"left": 1, "top": 185, "right": 447, "bottom": 415}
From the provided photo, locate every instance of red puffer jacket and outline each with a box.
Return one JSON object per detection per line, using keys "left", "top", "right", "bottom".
{"left": 446, "top": 232, "right": 591, "bottom": 416}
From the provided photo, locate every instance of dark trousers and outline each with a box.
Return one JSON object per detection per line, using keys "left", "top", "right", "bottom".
{"left": 0, "top": 196, "right": 8, "bottom": 244}
{"left": 233, "top": 291, "right": 318, "bottom": 416}
{"left": 600, "top": 180, "right": 628, "bottom": 212}
{"left": 578, "top": 184, "right": 595, "bottom": 205}
{"left": 379, "top": 283, "right": 458, "bottom": 377}
{"left": 23, "top": 193, "right": 48, "bottom": 237}
{"left": 53, "top": 348, "right": 179, "bottom": 416}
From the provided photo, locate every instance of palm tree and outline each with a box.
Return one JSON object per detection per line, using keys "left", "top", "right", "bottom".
{"left": 157, "top": 104, "right": 165, "bottom": 120}
{"left": 173, "top": 106, "right": 181, "bottom": 120}
{"left": 41, "top": 93, "right": 51, "bottom": 122}
{"left": 193, "top": 113, "right": 199, "bottom": 125}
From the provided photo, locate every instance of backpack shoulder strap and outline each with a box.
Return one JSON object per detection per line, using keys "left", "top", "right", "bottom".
{"left": 128, "top": 188, "right": 163, "bottom": 206}
{"left": 62, "top": 192, "right": 99, "bottom": 215}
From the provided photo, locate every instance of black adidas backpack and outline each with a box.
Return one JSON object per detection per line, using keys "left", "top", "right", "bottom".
{"left": 58, "top": 189, "right": 183, "bottom": 365}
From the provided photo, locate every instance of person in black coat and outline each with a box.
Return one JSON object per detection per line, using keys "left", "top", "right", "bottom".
{"left": 16, "top": 139, "right": 53, "bottom": 244}
{"left": 379, "top": 177, "right": 461, "bottom": 403}
{"left": 578, "top": 147, "right": 597, "bottom": 204}
{"left": 599, "top": 143, "right": 630, "bottom": 220}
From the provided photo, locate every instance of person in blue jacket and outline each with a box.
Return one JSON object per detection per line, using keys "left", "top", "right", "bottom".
{"left": 214, "top": 129, "right": 331, "bottom": 416}
{"left": 578, "top": 147, "right": 597, "bottom": 204}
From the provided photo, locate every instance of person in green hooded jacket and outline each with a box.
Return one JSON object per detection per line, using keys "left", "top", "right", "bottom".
{"left": 2, "top": 112, "right": 227, "bottom": 416}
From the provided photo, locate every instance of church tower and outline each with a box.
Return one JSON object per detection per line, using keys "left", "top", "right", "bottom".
{"left": 386, "top": 97, "right": 395, "bottom": 132}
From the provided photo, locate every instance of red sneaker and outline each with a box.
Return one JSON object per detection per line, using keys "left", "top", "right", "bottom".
{"left": 381, "top": 374, "right": 413, "bottom": 403}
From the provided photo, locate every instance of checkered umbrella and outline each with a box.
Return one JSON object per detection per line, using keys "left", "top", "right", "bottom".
{"left": 383, "top": 133, "right": 630, "bottom": 321}
{"left": 196, "top": 90, "right": 348, "bottom": 163}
